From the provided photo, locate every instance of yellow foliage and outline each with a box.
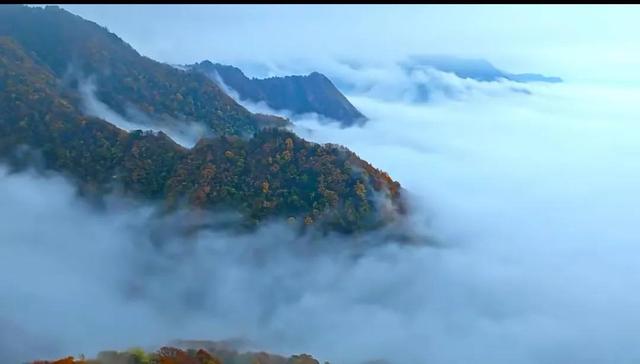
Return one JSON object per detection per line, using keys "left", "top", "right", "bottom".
{"left": 355, "top": 181, "right": 366, "bottom": 199}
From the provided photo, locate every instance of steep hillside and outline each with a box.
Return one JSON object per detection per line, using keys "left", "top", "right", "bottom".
{"left": 191, "top": 61, "right": 367, "bottom": 126}
{"left": 0, "top": 5, "right": 285, "bottom": 136}
{"left": 0, "top": 36, "right": 403, "bottom": 233}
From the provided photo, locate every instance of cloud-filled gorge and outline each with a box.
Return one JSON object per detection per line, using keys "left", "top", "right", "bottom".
{"left": 4, "top": 64, "right": 640, "bottom": 363}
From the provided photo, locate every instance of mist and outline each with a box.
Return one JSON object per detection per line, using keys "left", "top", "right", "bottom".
{"left": 207, "top": 59, "right": 534, "bottom": 109}
{"left": 4, "top": 54, "right": 640, "bottom": 364}
{"left": 5, "top": 5, "right": 640, "bottom": 363}
{"left": 78, "top": 77, "right": 210, "bottom": 148}
{"left": 59, "top": 5, "right": 640, "bottom": 84}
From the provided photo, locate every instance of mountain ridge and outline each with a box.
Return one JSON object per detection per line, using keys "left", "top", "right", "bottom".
{"left": 0, "top": 5, "right": 286, "bottom": 137}
{"left": 0, "top": 6, "right": 404, "bottom": 234}
{"left": 403, "top": 54, "right": 563, "bottom": 83}
{"left": 190, "top": 60, "right": 367, "bottom": 126}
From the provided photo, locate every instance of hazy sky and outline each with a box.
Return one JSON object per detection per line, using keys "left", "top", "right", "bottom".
{"left": 59, "top": 4, "right": 640, "bottom": 83}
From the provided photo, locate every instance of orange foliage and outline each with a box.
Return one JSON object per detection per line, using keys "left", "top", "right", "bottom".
{"left": 32, "top": 357, "right": 86, "bottom": 364}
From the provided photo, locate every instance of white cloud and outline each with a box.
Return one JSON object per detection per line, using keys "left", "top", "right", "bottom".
{"left": 6, "top": 6, "right": 640, "bottom": 363}
{"left": 78, "top": 77, "right": 210, "bottom": 148}
{"left": 5, "top": 75, "right": 640, "bottom": 364}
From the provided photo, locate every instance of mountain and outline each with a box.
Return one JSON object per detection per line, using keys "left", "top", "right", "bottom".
{"left": 0, "top": 5, "right": 288, "bottom": 137}
{"left": 0, "top": 6, "right": 403, "bottom": 234}
{"left": 190, "top": 61, "right": 367, "bottom": 126}
{"left": 402, "top": 55, "right": 563, "bottom": 83}
{"left": 506, "top": 72, "right": 563, "bottom": 83}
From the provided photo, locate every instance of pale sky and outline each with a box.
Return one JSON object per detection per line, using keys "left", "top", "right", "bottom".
{"left": 59, "top": 5, "right": 640, "bottom": 83}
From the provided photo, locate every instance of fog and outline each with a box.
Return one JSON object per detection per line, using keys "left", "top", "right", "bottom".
{"left": 4, "top": 56, "right": 640, "bottom": 363}
{"left": 79, "top": 77, "right": 209, "bottom": 148}
{"left": 0, "top": 165, "right": 429, "bottom": 364}
{"left": 4, "top": 5, "right": 640, "bottom": 363}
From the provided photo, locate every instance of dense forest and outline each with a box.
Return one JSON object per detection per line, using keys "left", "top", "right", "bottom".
{"left": 31, "top": 344, "right": 323, "bottom": 364}
{"left": 0, "top": 5, "right": 285, "bottom": 136}
{"left": 0, "top": 5, "right": 404, "bottom": 233}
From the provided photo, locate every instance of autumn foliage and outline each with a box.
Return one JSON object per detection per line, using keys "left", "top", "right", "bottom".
{"left": 0, "top": 5, "right": 405, "bottom": 234}
{"left": 0, "top": 35, "right": 404, "bottom": 233}
{"left": 0, "top": 5, "right": 282, "bottom": 136}
{"left": 31, "top": 346, "right": 321, "bottom": 364}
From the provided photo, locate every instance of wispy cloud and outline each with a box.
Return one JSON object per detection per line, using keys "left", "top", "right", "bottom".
{"left": 78, "top": 76, "right": 210, "bottom": 148}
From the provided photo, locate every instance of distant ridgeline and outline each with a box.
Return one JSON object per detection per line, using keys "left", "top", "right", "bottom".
{"left": 189, "top": 61, "right": 367, "bottom": 126}
{"left": 0, "top": 5, "right": 404, "bottom": 234}
{"left": 401, "top": 55, "right": 563, "bottom": 83}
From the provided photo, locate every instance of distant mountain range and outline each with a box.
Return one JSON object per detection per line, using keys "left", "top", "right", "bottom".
{"left": 0, "top": 5, "right": 403, "bottom": 234}
{"left": 222, "top": 55, "right": 562, "bottom": 106}
{"left": 189, "top": 61, "right": 367, "bottom": 126}
{"left": 402, "top": 55, "right": 563, "bottom": 83}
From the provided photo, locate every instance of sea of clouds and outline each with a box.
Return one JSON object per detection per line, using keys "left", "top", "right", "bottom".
{"left": 2, "top": 61, "right": 640, "bottom": 364}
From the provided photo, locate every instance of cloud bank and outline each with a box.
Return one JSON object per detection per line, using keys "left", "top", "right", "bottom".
{"left": 4, "top": 59, "right": 640, "bottom": 364}
{"left": 222, "top": 59, "right": 533, "bottom": 106}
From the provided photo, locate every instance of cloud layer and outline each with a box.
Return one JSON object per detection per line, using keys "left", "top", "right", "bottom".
{"left": 4, "top": 54, "right": 640, "bottom": 364}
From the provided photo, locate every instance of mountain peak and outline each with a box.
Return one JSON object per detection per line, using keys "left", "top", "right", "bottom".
{"left": 308, "top": 71, "right": 327, "bottom": 79}
{"left": 190, "top": 61, "right": 367, "bottom": 126}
